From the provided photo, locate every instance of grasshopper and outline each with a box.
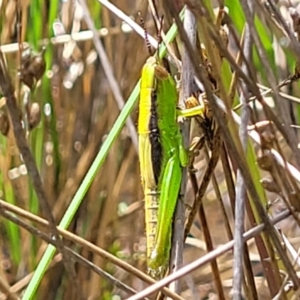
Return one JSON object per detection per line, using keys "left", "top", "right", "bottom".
{"left": 137, "top": 19, "right": 191, "bottom": 276}
{"left": 138, "top": 24, "right": 208, "bottom": 277}
{"left": 139, "top": 53, "right": 189, "bottom": 277}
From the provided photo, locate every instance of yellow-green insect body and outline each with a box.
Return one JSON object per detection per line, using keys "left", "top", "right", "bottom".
{"left": 138, "top": 56, "right": 188, "bottom": 277}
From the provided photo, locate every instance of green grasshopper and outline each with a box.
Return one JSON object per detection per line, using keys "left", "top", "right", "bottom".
{"left": 138, "top": 62, "right": 206, "bottom": 277}
{"left": 138, "top": 9, "right": 229, "bottom": 278}
{"left": 138, "top": 27, "right": 206, "bottom": 277}
{"left": 139, "top": 54, "right": 188, "bottom": 277}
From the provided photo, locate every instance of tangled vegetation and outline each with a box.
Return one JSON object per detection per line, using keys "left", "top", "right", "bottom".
{"left": 1, "top": 1, "right": 300, "bottom": 300}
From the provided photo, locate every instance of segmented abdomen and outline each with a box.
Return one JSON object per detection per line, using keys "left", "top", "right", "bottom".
{"left": 144, "top": 188, "right": 159, "bottom": 259}
{"left": 139, "top": 82, "right": 163, "bottom": 263}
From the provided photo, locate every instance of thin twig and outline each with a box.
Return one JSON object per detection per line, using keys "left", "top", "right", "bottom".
{"left": 232, "top": 7, "right": 253, "bottom": 297}
{"left": 168, "top": 7, "right": 197, "bottom": 297}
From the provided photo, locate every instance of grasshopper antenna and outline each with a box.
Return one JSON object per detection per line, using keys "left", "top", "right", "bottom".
{"left": 139, "top": 12, "right": 152, "bottom": 55}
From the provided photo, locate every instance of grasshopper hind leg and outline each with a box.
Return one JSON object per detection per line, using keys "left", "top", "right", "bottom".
{"left": 147, "top": 154, "right": 182, "bottom": 277}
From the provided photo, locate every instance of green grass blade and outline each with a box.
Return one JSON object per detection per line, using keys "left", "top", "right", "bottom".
{"left": 28, "top": 0, "right": 42, "bottom": 50}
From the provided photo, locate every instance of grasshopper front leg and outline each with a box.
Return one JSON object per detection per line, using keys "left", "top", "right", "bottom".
{"left": 178, "top": 96, "right": 206, "bottom": 119}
